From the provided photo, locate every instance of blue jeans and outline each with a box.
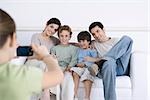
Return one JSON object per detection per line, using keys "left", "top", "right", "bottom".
{"left": 97, "top": 36, "right": 133, "bottom": 100}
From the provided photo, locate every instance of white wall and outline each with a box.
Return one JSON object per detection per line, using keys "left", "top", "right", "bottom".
{"left": 0, "top": 0, "right": 148, "bottom": 28}
{"left": 0, "top": 1, "right": 149, "bottom": 99}
{"left": 0, "top": 0, "right": 149, "bottom": 52}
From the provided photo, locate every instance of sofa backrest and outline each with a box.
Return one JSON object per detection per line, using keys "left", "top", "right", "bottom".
{"left": 16, "top": 28, "right": 148, "bottom": 52}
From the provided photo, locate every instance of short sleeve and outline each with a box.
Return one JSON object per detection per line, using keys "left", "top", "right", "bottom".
{"left": 90, "top": 49, "right": 98, "bottom": 58}
{"left": 24, "top": 65, "right": 43, "bottom": 94}
{"left": 31, "top": 33, "right": 41, "bottom": 45}
{"left": 68, "top": 46, "right": 78, "bottom": 67}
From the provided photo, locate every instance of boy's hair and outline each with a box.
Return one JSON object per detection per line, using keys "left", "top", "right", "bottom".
{"left": 89, "top": 22, "right": 104, "bottom": 32}
{"left": 0, "top": 9, "right": 16, "bottom": 48}
{"left": 57, "top": 25, "right": 72, "bottom": 37}
{"left": 77, "top": 31, "right": 91, "bottom": 43}
{"left": 46, "top": 18, "right": 61, "bottom": 27}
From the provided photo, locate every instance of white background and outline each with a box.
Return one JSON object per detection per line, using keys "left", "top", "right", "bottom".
{"left": 0, "top": 0, "right": 149, "bottom": 99}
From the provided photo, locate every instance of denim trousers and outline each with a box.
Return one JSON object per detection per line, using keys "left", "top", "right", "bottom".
{"left": 97, "top": 36, "right": 133, "bottom": 100}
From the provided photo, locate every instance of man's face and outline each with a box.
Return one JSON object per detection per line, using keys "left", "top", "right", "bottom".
{"left": 90, "top": 26, "right": 106, "bottom": 42}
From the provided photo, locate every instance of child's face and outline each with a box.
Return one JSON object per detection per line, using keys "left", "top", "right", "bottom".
{"left": 59, "top": 30, "right": 71, "bottom": 45}
{"left": 78, "top": 40, "right": 90, "bottom": 49}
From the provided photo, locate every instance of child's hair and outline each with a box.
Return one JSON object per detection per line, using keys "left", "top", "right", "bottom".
{"left": 89, "top": 22, "right": 104, "bottom": 32}
{"left": 0, "top": 9, "right": 16, "bottom": 48}
{"left": 46, "top": 18, "right": 61, "bottom": 27}
{"left": 77, "top": 31, "right": 91, "bottom": 43}
{"left": 57, "top": 25, "right": 72, "bottom": 37}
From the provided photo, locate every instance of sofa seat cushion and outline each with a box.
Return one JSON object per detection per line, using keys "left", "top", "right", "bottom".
{"left": 79, "top": 76, "right": 131, "bottom": 89}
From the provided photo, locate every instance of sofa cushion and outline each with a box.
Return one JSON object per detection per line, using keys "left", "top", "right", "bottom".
{"left": 79, "top": 76, "right": 131, "bottom": 89}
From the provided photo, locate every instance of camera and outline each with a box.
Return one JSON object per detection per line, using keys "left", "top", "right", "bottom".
{"left": 17, "top": 46, "right": 33, "bottom": 56}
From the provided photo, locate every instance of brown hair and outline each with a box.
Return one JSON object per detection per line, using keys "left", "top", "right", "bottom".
{"left": 57, "top": 25, "right": 72, "bottom": 37}
{"left": 0, "top": 9, "right": 16, "bottom": 48}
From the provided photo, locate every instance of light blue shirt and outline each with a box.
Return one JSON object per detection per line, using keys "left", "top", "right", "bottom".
{"left": 78, "top": 48, "right": 97, "bottom": 67}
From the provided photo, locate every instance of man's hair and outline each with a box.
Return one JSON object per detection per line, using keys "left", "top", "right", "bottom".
{"left": 89, "top": 22, "right": 104, "bottom": 32}
{"left": 57, "top": 25, "right": 72, "bottom": 37}
{"left": 77, "top": 31, "right": 91, "bottom": 43}
{"left": 0, "top": 9, "right": 16, "bottom": 48}
{"left": 46, "top": 18, "right": 61, "bottom": 27}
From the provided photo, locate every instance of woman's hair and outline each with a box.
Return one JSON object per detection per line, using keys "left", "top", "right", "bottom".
{"left": 0, "top": 9, "right": 16, "bottom": 48}
{"left": 57, "top": 25, "right": 72, "bottom": 37}
{"left": 89, "top": 22, "right": 104, "bottom": 32}
{"left": 46, "top": 18, "right": 61, "bottom": 27}
{"left": 77, "top": 31, "right": 91, "bottom": 43}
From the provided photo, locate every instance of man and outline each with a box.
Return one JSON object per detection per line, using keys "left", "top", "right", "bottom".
{"left": 86, "top": 22, "right": 133, "bottom": 100}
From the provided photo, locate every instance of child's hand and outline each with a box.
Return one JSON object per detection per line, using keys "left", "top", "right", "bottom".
{"left": 31, "top": 43, "right": 49, "bottom": 60}
{"left": 64, "top": 66, "right": 72, "bottom": 72}
{"left": 76, "top": 63, "right": 85, "bottom": 68}
{"left": 84, "top": 56, "right": 96, "bottom": 62}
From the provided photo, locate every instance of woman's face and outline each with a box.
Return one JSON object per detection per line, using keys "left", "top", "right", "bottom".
{"left": 44, "top": 23, "right": 59, "bottom": 36}
{"left": 59, "top": 30, "right": 71, "bottom": 45}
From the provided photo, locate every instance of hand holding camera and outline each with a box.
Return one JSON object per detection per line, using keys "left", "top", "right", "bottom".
{"left": 17, "top": 44, "right": 49, "bottom": 59}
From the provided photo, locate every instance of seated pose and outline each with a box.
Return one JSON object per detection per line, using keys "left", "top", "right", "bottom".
{"left": 50, "top": 25, "right": 78, "bottom": 100}
{"left": 25, "top": 18, "right": 61, "bottom": 100}
{"left": 71, "top": 31, "right": 98, "bottom": 100}
{"left": 86, "top": 22, "right": 133, "bottom": 100}
{"left": 0, "top": 9, "right": 63, "bottom": 100}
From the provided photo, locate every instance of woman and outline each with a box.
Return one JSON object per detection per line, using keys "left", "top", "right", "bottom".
{"left": 25, "top": 18, "right": 61, "bottom": 100}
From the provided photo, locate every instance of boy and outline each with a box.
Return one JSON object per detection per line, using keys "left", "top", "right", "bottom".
{"left": 50, "top": 25, "right": 78, "bottom": 100}
{"left": 0, "top": 9, "right": 63, "bottom": 100}
{"left": 71, "top": 31, "right": 98, "bottom": 100}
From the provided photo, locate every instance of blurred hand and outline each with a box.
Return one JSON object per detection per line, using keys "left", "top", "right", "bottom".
{"left": 31, "top": 43, "right": 49, "bottom": 60}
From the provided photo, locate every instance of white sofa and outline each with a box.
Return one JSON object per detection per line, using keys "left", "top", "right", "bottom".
{"left": 52, "top": 51, "right": 147, "bottom": 100}
{"left": 10, "top": 29, "right": 148, "bottom": 100}
{"left": 10, "top": 51, "right": 147, "bottom": 100}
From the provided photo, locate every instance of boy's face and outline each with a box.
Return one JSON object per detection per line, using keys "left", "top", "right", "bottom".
{"left": 44, "top": 23, "right": 59, "bottom": 36}
{"left": 90, "top": 26, "right": 106, "bottom": 42}
{"left": 59, "top": 30, "right": 71, "bottom": 45}
{"left": 78, "top": 40, "right": 90, "bottom": 49}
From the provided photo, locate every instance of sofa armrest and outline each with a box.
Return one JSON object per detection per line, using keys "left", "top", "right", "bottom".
{"left": 130, "top": 51, "right": 148, "bottom": 99}
{"left": 10, "top": 57, "right": 27, "bottom": 65}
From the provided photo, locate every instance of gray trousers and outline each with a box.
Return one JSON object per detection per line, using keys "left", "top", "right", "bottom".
{"left": 97, "top": 36, "right": 133, "bottom": 100}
